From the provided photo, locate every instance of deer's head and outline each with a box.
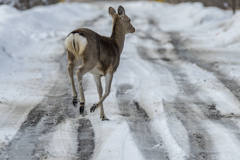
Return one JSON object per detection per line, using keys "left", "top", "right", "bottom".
{"left": 109, "top": 6, "right": 135, "bottom": 35}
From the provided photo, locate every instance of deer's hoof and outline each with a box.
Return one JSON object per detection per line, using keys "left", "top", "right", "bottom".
{"left": 79, "top": 102, "right": 84, "bottom": 115}
{"left": 72, "top": 99, "right": 77, "bottom": 107}
{"left": 90, "top": 104, "right": 98, "bottom": 113}
{"left": 101, "top": 115, "right": 109, "bottom": 121}
{"left": 72, "top": 95, "right": 77, "bottom": 107}
{"left": 79, "top": 106, "right": 84, "bottom": 115}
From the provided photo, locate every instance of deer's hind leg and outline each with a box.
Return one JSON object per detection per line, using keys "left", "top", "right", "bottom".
{"left": 67, "top": 50, "right": 78, "bottom": 106}
{"left": 93, "top": 75, "right": 109, "bottom": 121}
{"left": 76, "top": 58, "right": 97, "bottom": 115}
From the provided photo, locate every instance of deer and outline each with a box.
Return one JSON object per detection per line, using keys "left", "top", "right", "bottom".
{"left": 64, "top": 6, "right": 135, "bottom": 121}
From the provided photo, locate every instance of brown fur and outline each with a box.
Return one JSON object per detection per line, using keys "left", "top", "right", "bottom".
{"left": 70, "top": 26, "right": 121, "bottom": 74}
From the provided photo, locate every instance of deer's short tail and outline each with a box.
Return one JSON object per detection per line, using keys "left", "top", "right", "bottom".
{"left": 65, "top": 33, "right": 88, "bottom": 59}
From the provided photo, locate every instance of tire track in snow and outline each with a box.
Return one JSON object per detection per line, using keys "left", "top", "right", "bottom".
{"left": 0, "top": 54, "right": 69, "bottom": 159}
{"left": 77, "top": 118, "right": 95, "bottom": 160}
{"left": 137, "top": 46, "right": 217, "bottom": 159}
{"left": 170, "top": 32, "right": 240, "bottom": 103}
{"left": 165, "top": 68, "right": 240, "bottom": 160}
{"left": 116, "top": 84, "right": 169, "bottom": 160}
{"left": 170, "top": 33, "right": 240, "bottom": 142}
{"left": 162, "top": 65, "right": 216, "bottom": 159}
{"left": 0, "top": 54, "right": 95, "bottom": 159}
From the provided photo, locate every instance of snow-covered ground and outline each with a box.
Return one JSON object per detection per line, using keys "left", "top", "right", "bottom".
{"left": 158, "top": 2, "right": 240, "bottom": 51}
{"left": 1, "top": 1, "right": 240, "bottom": 160}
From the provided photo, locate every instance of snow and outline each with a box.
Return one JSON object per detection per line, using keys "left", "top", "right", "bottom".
{"left": 181, "top": 62, "right": 240, "bottom": 115}
{"left": 46, "top": 119, "right": 79, "bottom": 159}
{"left": 158, "top": 2, "right": 240, "bottom": 51}
{"left": 204, "top": 122, "right": 240, "bottom": 160}
{"left": 1, "top": 1, "right": 240, "bottom": 159}
{"left": 85, "top": 74, "right": 145, "bottom": 160}
{"left": 0, "top": 2, "right": 102, "bottom": 152}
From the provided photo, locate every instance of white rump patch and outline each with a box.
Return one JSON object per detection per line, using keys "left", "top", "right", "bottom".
{"left": 64, "top": 33, "right": 88, "bottom": 59}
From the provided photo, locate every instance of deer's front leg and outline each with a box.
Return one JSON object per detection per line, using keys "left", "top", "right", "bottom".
{"left": 93, "top": 75, "right": 109, "bottom": 121}
{"left": 67, "top": 51, "right": 77, "bottom": 106}
{"left": 90, "top": 72, "right": 113, "bottom": 120}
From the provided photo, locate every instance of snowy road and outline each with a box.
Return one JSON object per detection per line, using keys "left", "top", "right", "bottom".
{"left": 1, "top": 1, "right": 240, "bottom": 160}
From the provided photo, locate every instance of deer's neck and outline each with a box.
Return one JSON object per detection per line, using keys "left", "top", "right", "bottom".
{"left": 110, "top": 17, "right": 125, "bottom": 54}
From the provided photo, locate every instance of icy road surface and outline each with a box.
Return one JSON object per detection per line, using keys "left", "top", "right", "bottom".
{"left": 1, "top": 1, "right": 240, "bottom": 160}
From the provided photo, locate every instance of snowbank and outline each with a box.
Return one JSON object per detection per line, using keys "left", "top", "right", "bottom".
{"left": 158, "top": 2, "right": 240, "bottom": 51}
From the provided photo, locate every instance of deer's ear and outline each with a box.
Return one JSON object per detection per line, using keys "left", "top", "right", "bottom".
{"left": 108, "top": 7, "right": 116, "bottom": 18}
{"left": 118, "top": 6, "right": 125, "bottom": 17}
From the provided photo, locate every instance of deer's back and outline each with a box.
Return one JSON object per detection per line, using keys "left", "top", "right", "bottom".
{"left": 71, "top": 28, "right": 120, "bottom": 75}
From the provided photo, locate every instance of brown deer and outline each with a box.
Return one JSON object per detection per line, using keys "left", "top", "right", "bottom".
{"left": 64, "top": 6, "right": 135, "bottom": 121}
